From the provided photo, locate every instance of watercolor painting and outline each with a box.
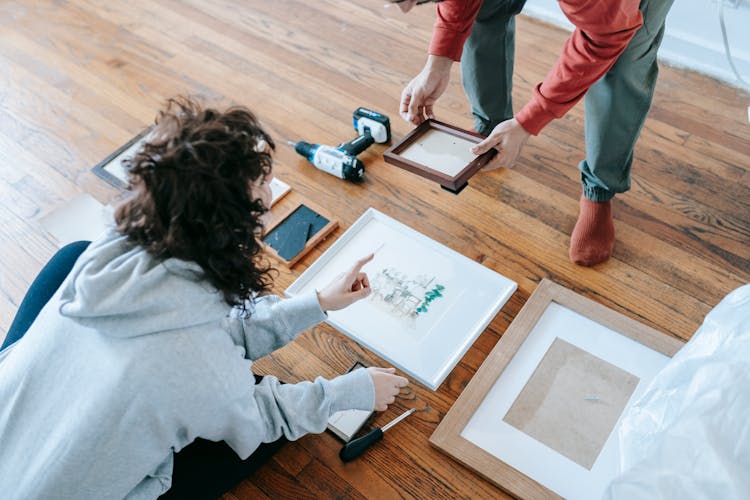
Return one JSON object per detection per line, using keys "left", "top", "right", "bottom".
{"left": 368, "top": 266, "right": 446, "bottom": 328}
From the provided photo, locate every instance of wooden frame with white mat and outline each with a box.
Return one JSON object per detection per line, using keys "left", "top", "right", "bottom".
{"left": 429, "top": 279, "right": 684, "bottom": 498}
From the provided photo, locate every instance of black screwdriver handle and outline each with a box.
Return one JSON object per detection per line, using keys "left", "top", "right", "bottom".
{"left": 339, "top": 428, "right": 384, "bottom": 462}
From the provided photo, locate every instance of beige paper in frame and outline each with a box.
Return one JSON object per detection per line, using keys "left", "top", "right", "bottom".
{"left": 502, "top": 337, "right": 640, "bottom": 470}
{"left": 398, "top": 128, "right": 478, "bottom": 177}
{"left": 429, "top": 279, "right": 684, "bottom": 499}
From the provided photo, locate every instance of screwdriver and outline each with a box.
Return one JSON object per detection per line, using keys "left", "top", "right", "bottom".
{"left": 339, "top": 408, "right": 416, "bottom": 462}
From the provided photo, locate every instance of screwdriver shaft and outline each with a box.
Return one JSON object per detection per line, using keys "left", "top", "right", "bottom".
{"left": 382, "top": 408, "right": 416, "bottom": 432}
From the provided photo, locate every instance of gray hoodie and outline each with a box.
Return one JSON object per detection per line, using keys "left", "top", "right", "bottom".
{"left": 0, "top": 229, "right": 374, "bottom": 499}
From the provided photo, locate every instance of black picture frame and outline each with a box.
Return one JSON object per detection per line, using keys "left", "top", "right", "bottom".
{"left": 91, "top": 127, "right": 152, "bottom": 190}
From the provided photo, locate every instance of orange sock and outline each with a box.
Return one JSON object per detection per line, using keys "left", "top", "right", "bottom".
{"left": 569, "top": 195, "right": 615, "bottom": 266}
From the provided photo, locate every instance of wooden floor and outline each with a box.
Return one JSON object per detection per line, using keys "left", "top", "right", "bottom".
{"left": 2, "top": 1, "right": 749, "bottom": 498}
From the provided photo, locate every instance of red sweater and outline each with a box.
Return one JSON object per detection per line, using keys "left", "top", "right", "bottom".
{"left": 428, "top": 0, "right": 643, "bottom": 135}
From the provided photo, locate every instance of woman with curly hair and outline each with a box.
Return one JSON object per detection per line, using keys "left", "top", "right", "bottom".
{"left": 0, "top": 97, "right": 407, "bottom": 499}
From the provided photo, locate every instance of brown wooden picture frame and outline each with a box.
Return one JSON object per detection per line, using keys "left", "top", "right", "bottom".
{"left": 429, "top": 279, "right": 684, "bottom": 498}
{"left": 261, "top": 201, "right": 338, "bottom": 267}
{"left": 383, "top": 119, "right": 496, "bottom": 194}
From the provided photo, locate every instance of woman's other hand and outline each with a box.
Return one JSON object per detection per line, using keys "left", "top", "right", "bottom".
{"left": 368, "top": 367, "right": 409, "bottom": 411}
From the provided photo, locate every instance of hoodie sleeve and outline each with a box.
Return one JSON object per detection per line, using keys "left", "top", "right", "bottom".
{"left": 217, "top": 367, "right": 375, "bottom": 459}
{"left": 225, "top": 291, "right": 327, "bottom": 360}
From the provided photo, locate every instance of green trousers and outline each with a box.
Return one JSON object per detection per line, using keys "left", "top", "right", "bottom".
{"left": 461, "top": 0, "right": 674, "bottom": 201}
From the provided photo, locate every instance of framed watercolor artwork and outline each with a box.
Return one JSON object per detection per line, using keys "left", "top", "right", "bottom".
{"left": 429, "top": 279, "right": 684, "bottom": 499}
{"left": 383, "top": 119, "right": 496, "bottom": 193}
{"left": 285, "top": 208, "right": 517, "bottom": 390}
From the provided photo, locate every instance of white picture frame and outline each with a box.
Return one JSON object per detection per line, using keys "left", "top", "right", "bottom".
{"left": 429, "top": 280, "right": 684, "bottom": 499}
{"left": 286, "top": 208, "right": 517, "bottom": 390}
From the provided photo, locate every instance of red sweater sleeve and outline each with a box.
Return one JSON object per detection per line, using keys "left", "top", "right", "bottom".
{"left": 427, "top": 0, "right": 483, "bottom": 61}
{"left": 516, "top": 0, "right": 643, "bottom": 135}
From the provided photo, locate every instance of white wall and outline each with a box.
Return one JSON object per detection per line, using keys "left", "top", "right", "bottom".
{"left": 522, "top": 0, "right": 750, "bottom": 90}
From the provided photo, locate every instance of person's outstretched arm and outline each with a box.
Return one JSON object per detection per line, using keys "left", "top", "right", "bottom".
{"left": 399, "top": 0, "right": 482, "bottom": 125}
{"left": 469, "top": 0, "right": 643, "bottom": 169}
{"left": 226, "top": 255, "right": 374, "bottom": 360}
{"left": 207, "top": 362, "right": 407, "bottom": 459}
{"left": 514, "top": 0, "right": 643, "bottom": 136}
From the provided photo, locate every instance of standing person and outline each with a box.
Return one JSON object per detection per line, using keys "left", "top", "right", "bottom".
{"left": 397, "top": 0, "right": 674, "bottom": 265}
{"left": 0, "top": 97, "right": 408, "bottom": 499}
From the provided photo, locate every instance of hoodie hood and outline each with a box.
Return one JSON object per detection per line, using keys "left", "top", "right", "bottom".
{"left": 58, "top": 228, "right": 230, "bottom": 338}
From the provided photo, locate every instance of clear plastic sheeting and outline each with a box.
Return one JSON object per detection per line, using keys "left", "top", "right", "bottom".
{"left": 605, "top": 284, "right": 750, "bottom": 499}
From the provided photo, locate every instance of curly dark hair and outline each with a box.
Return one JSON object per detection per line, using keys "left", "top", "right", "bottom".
{"left": 114, "top": 97, "right": 275, "bottom": 306}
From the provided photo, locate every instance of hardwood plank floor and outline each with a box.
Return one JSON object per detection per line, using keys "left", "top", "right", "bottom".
{"left": 1, "top": 1, "right": 748, "bottom": 498}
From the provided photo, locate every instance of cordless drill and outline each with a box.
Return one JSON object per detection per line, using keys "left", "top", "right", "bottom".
{"left": 289, "top": 108, "right": 391, "bottom": 182}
